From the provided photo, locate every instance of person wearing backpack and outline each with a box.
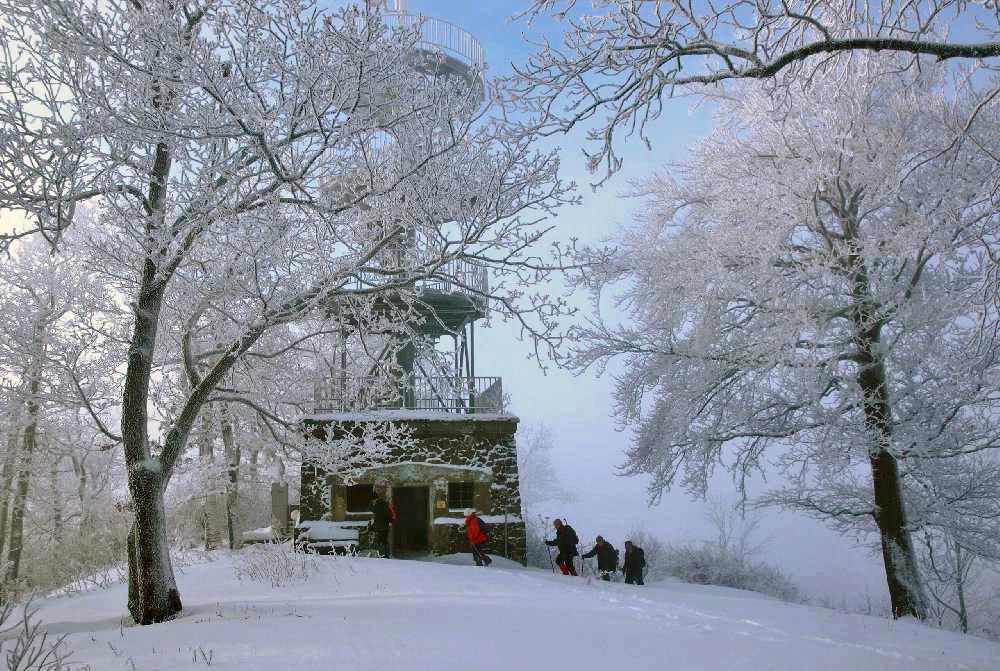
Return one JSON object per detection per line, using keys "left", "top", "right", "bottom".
{"left": 463, "top": 509, "right": 493, "bottom": 566}
{"left": 581, "top": 535, "right": 619, "bottom": 581}
{"left": 544, "top": 518, "right": 579, "bottom": 576}
{"left": 623, "top": 540, "right": 646, "bottom": 585}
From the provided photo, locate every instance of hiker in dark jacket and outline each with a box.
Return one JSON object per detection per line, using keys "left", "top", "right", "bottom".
{"left": 581, "top": 536, "right": 618, "bottom": 581}
{"left": 544, "top": 518, "right": 579, "bottom": 576}
{"left": 369, "top": 493, "right": 393, "bottom": 558}
{"left": 463, "top": 508, "right": 492, "bottom": 567}
{"left": 623, "top": 540, "right": 645, "bottom": 585}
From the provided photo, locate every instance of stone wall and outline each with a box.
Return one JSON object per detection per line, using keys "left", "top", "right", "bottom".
{"left": 299, "top": 414, "right": 526, "bottom": 564}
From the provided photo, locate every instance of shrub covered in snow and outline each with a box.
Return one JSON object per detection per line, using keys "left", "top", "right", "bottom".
{"left": 0, "top": 596, "right": 74, "bottom": 670}
{"left": 233, "top": 544, "right": 323, "bottom": 588}
{"left": 662, "top": 542, "right": 802, "bottom": 603}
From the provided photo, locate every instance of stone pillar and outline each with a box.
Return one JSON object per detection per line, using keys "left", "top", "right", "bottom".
{"left": 271, "top": 482, "right": 289, "bottom": 537}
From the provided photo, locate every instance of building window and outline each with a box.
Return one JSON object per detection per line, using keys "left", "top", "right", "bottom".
{"left": 448, "top": 482, "right": 475, "bottom": 510}
{"left": 346, "top": 484, "right": 374, "bottom": 513}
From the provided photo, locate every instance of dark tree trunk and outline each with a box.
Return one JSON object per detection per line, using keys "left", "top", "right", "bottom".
{"left": 5, "top": 365, "right": 42, "bottom": 588}
{"left": 50, "top": 459, "right": 63, "bottom": 545}
{"left": 126, "top": 465, "right": 181, "bottom": 624}
{"left": 954, "top": 542, "right": 969, "bottom": 633}
{"left": 121, "top": 139, "right": 185, "bottom": 625}
{"left": 221, "top": 408, "right": 241, "bottom": 550}
{"left": 852, "top": 282, "right": 927, "bottom": 620}
{"left": 199, "top": 413, "right": 219, "bottom": 551}
{"left": 0, "top": 423, "right": 20, "bottom": 561}
{"left": 839, "top": 195, "right": 928, "bottom": 621}
{"left": 867, "top": 439, "right": 926, "bottom": 619}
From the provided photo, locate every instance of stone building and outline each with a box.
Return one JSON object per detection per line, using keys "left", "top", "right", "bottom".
{"left": 289, "top": 1, "right": 526, "bottom": 564}
{"left": 298, "top": 413, "right": 524, "bottom": 563}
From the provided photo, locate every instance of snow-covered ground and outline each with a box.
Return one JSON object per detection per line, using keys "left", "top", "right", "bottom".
{"left": 35, "top": 549, "right": 999, "bottom": 670}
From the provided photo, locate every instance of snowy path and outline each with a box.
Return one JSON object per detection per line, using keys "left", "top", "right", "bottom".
{"left": 35, "top": 552, "right": 1000, "bottom": 670}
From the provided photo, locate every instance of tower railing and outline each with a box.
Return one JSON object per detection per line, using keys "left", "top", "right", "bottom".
{"left": 349, "top": 250, "right": 489, "bottom": 301}
{"left": 384, "top": 13, "right": 486, "bottom": 72}
{"left": 313, "top": 374, "right": 503, "bottom": 414}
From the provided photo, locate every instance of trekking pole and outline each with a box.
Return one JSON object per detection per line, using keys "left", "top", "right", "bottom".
{"left": 539, "top": 514, "right": 555, "bottom": 573}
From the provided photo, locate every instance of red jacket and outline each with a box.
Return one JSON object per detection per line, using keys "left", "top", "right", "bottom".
{"left": 464, "top": 515, "right": 488, "bottom": 545}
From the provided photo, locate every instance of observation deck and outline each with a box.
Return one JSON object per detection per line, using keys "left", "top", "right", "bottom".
{"left": 313, "top": 374, "right": 503, "bottom": 415}
{"left": 384, "top": 12, "right": 486, "bottom": 75}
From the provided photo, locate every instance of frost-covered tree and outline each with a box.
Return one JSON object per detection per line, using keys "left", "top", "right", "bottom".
{"left": 517, "top": 423, "right": 576, "bottom": 509}
{"left": 0, "top": 235, "right": 125, "bottom": 595}
{"left": 516, "top": 423, "right": 578, "bottom": 568}
{"left": 906, "top": 453, "right": 1000, "bottom": 633}
{"left": 509, "top": 0, "right": 1000, "bottom": 181}
{"left": 570, "top": 58, "right": 1000, "bottom": 619}
{"left": 0, "top": 0, "right": 571, "bottom": 623}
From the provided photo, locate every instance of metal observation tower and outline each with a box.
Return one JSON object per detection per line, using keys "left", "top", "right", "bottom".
{"left": 313, "top": 0, "right": 501, "bottom": 416}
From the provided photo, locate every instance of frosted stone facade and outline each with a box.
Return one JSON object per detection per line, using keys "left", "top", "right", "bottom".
{"left": 299, "top": 414, "right": 526, "bottom": 564}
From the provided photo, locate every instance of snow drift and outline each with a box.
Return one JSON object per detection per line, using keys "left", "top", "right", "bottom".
{"left": 34, "top": 548, "right": 999, "bottom": 670}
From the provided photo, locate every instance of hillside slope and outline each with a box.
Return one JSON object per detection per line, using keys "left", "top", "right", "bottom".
{"left": 35, "top": 549, "right": 999, "bottom": 670}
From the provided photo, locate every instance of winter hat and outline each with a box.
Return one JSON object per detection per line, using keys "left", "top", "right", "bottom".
{"left": 463, "top": 508, "right": 474, "bottom": 517}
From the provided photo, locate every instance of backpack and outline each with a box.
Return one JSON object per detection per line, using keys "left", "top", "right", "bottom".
{"left": 474, "top": 515, "right": 490, "bottom": 538}
{"left": 566, "top": 525, "right": 579, "bottom": 547}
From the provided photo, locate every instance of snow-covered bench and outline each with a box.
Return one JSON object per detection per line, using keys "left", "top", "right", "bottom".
{"left": 295, "top": 520, "right": 366, "bottom": 555}
{"left": 241, "top": 526, "right": 282, "bottom": 545}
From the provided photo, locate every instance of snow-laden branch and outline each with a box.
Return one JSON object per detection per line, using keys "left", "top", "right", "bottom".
{"left": 507, "top": 0, "right": 1000, "bottom": 182}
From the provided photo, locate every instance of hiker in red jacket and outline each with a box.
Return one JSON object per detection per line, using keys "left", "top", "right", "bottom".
{"left": 463, "top": 509, "right": 493, "bottom": 567}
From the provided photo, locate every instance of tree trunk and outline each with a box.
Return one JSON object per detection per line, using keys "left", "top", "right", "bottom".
{"left": 853, "top": 301, "right": 927, "bottom": 620}
{"left": 199, "top": 413, "right": 219, "bottom": 551}
{"left": 221, "top": 408, "right": 241, "bottom": 550}
{"left": 121, "top": 166, "right": 183, "bottom": 622}
{"left": 0, "top": 423, "right": 21, "bottom": 561}
{"left": 49, "top": 458, "right": 63, "bottom": 546}
{"left": 953, "top": 542, "right": 969, "bottom": 633}
{"left": 72, "top": 455, "right": 90, "bottom": 532}
{"left": 867, "top": 444, "right": 926, "bottom": 619}
{"left": 5, "top": 365, "right": 42, "bottom": 589}
{"left": 126, "top": 465, "right": 181, "bottom": 624}
{"left": 844, "top": 205, "right": 928, "bottom": 621}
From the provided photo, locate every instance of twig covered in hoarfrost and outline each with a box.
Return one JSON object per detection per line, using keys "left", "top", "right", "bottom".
{"left": 507, "top": 0, "right": 1000, "bottom": 182}
{"left": 0, "top": 596, "right": 74, "bottom": 671}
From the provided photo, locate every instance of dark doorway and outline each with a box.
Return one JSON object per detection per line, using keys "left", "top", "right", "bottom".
{"left": 392, "top": 486, "right": 429, "bottom": 555}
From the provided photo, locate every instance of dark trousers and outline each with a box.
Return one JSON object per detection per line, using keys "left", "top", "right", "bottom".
{"left": 625, "top": 572, "right": 644, "bottom": 585}
{"left": 471, "top": 543, "right": 492, "bottom": 566}
{"left": 374, "top": 529, "right": 391, "bottom": 558}
{"left": 556, "top": 553, "right": 577, "bottom": 576}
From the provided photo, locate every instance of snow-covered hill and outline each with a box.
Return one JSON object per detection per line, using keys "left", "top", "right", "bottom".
{"left": 35, "top": 549, "right": 999, "bottom": 670}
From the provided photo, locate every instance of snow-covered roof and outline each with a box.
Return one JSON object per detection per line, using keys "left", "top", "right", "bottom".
{"left": 361, "top": 460, "right": 492, "bottom": 474}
